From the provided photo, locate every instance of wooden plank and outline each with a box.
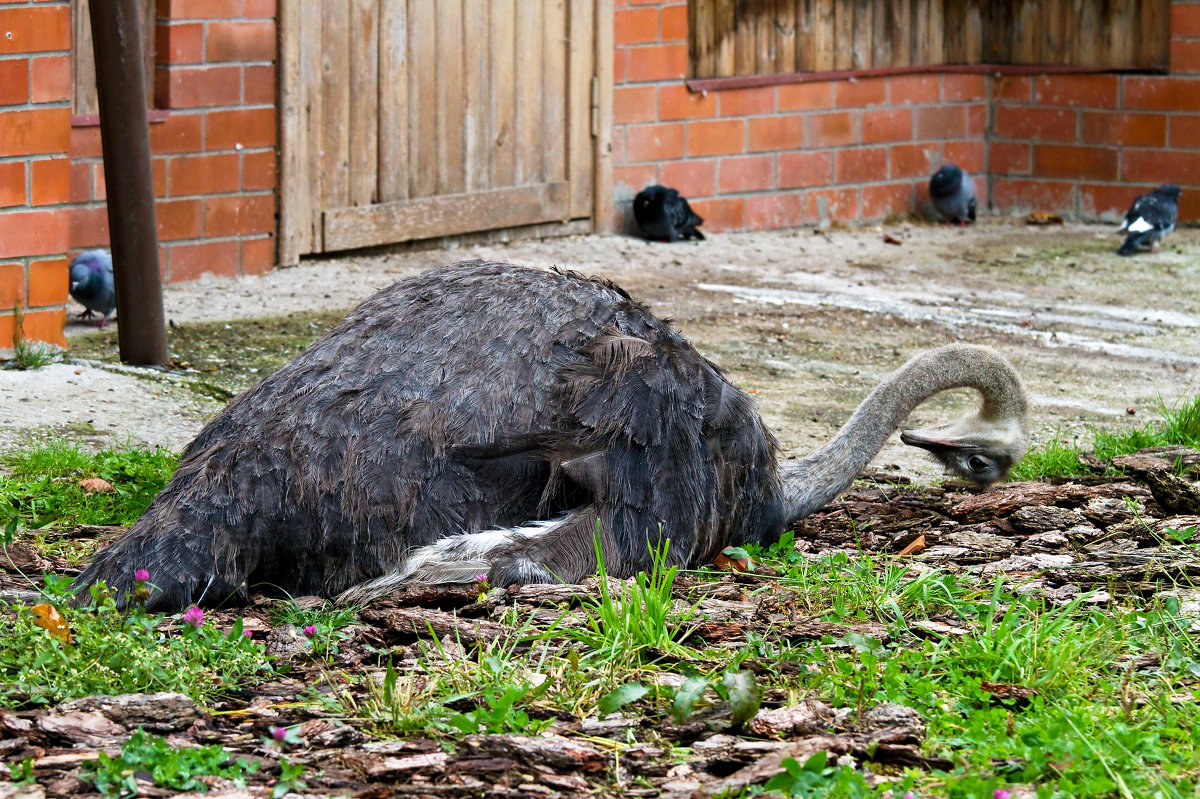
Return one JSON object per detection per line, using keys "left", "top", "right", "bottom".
{"left": 777, "top": 0, "right": 797, "bottom": 74}
{"left": 593, "top": 0, "right": 614, "bottom": 232}
{"left": 435, "top": 0, "right": 465, "bottom": 194}
{"left": 983, "top": 0, "right": 1008, "bottom": 62}
{"left": 690, "top": 0, "right": 713, "bottom": 78}
{"left": 852, "top": 0, "right": 873, "bottom": 70}
{"left": 834, "top": 0, "right": 854, "bottom": 70}
{"left": 463, "top": 0, "right": 491, "bottom": 193}
{"left": 348, "top": 0, "right": 379, "bottom": 207}
{"left": 757, "top": 0, "right": 778, "bottom": 74}
{"left": 567, "top": 0, "right": 595, "bottom": 218}
{"left": 378, "top": 1, "right": 409, "bottom": 203}
{"left": 713, "top": 0, "right": 737, "bottom": 77}
{"left": 735, "top": 0, "right": 757, "bottom": 75}
{"left": 890, "top": 0, "right": 911, "bottom": 68}
{"left": 1139, "top": 0, "right": 1170, "bottom": 70}
{"left": 74, "top": 0, "right": 156, "bottom": 115}
{"left": 1043, "top": 0, "right": 1064, "bottom": 64}
{"left": 408, "top": 0, "right": 438, "bottom": 198}
{"left": 911, "top": 0, "right": 929, "bottom": 64}
{"left": 810, "top": 0, "right": 835, "bottom": 71}
{"left": 1077, "top": 0, "right": 1098, "bottom": 65}
{"left": 490, "top": 0, "right": 517, "bottom": 187}
{"left": 942, "top": 0, "right": 964, "bottom": 63}
{"left": 1106, "top": 0, "right": 1133, "bottom": 68}
{"left": 963, "top": 0, "right": 983, "bottom": 63}
{"left": 542, "top": 0, "right": 568, "bottom": 186}
{"left": 871, "top": 0, "right": 891, "bottom": 70}
{"left": 277, "top": 0, "right": 310, "bottom": 265}
{"left": 514, "top": 0, "right": 545, "bottom": 184}
{"left": 324, "top": 183, "right": 570, "bottom": 250}
{"left": 927, "top": 0, "right": 944, "bottom": 64}
{"left": 796, "top": 0, "right": 816, "bottom": 72}
{"left": 319, "top": 1, "right": 350, "bottom": 216}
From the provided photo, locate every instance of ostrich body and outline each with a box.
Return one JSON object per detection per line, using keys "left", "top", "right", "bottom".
{"left": 76, "top": 261, "right": 1029, "bottom": 610}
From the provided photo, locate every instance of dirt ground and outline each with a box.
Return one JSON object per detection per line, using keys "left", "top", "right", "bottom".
{"left": 4, "top": 218, "right": 1198, "bottom": 479}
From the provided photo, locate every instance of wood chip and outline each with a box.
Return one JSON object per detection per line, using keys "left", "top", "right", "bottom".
{"left": 897, "top": 535, "right": 925, "bottom": 556}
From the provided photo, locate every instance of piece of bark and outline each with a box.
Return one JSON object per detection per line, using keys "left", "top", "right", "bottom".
{"left": 1145, "top": 467, "right": 1200, "bottom": 515}
{"left": 1008, "top": 506, "right": 1085, "bottom": 533}
{"left": 359, "top": 606, "right": 508, "bottom": 645}
{"left": 366, "top": 752, "right": 449, "bottom": 778}
{"left": 462, "top": 733, "right": 608, "bottom": 774}
{"left": 1, "top": 543, "right": 47, "bottom": 574}
{"left": 55, "top": 692, "right": 205, "bottom": 734}
{"left": 36, "top": 710, "right": 126, "bottom": 748}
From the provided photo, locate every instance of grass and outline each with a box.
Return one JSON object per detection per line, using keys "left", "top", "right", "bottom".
{"left": 2, "top": 301, "right": 63, "bottom": 371}
{"left": 82, "top": 728, "right": 258, "bottom": 797}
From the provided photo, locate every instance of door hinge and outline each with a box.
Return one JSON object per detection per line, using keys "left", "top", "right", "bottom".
{"left": 590, "top": 76, "right": 599, "bottom": 137}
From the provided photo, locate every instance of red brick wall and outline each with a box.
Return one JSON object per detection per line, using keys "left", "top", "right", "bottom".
{"left": 989, "top": 1, "right": 1200, "bottom": 221}
{"left": 0, "top": 0, "right": 71, "bottom": 348}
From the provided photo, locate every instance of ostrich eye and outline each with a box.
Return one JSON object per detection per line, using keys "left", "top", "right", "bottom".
{"left": 968, "top": 455, "right": 990, "bottom": 472}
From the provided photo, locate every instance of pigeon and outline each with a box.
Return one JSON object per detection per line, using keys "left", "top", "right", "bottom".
{"left": 633, "top": 185, "right": 705, "bottom": 242}
{"left": 929, "top": 164, "right": 976, "bottom": 225}
{"left": 68, "top": 249, "right": 116, "bottom": 327}
{"left": 1117, "top": 184, "right": 1181, "bottom": 256}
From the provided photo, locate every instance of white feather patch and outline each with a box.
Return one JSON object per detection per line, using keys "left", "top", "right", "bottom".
{"left": 1127, "top": 216, "right": 1154, "bottom": 233}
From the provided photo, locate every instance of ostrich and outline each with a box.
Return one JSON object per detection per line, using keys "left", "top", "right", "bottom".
{"left": 75, "top": 261, "right": 1030, "bottom": 611}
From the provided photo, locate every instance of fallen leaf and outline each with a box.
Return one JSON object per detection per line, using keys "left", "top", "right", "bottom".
{"left": 1025, "top": 211, "right": 1064, "bottom": 226}
{"left": 883, "top": 234, "right": 903, "bottom": 245}
{"left": 898, "top": 535, "right": 926, "bottom": 556}
{"left": 713, "top": 549, "right": 752, "bottom": 573}
{"left": 79, "top": 477, "right": 115, "bottom": 494}
{"left": 32, "top": 603, "right": 73, "bottom": 643}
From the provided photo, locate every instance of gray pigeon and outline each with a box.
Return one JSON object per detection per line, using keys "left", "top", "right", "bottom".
{"left": 929, "top": 164, "right": 976, "bottom": 225}
{"left": 1117, "top": 184, "right": 1180, "bottom": 256}
{"left": 68, "top": 249, "right": 116, "bottom": 327}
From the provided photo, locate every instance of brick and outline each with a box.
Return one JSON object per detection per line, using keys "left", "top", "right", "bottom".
{"left": 242, "top": 149, "right": 277, "bottom": 190}
{"left": 1171, "top": 39, "right": 1200, "bottom": 73}
{"left": 70, "top": 125, "right": 103, "bottom": 159}
{"left": 1123, "top": 76, "right": 1200, "bottom": 112}
{"left": 861, "top": 108, "right": 912, "bottom": 144}
{"left": 0, "top": 263, "right": 22, "bottom": 309}
{"left": 168, "top": 152, "right": 240, "bottom": 195}
{"left": 1032, "top": 144, "right": 1118, "bottom": 181}
{"left": 658, "top": 84, "right": 716, "bottom": 120}
{"left": 993, "top": 106, "right": 1077, "bottom": 142}
{"left": 991, "top": 178, "right": 1074, "bottom": 215}
{"left": 834, "top": 76, "right": 887, "bottom": 107}
{"left": 159, "top": 22, "right": 204, "bottom": 64}
{"left": 244, "top": 65, "right": 276, "bottom": 104}
{"left": 1080, "top": 183, "right": 1149, "bottom": 220}
{"left": 152, "top": 158, "right": 168, "bottom": 197}
{"left": 686, "top": 119, "right": 744, "bottom": 156}
{"left": 626, "top": 44, "right": 687, "bottom": 82}
{"left": 942, "top": 73, "right": 987, "bottom": 102}
{"left": 206, "top": 21, "right": 276, "bottom": 62}
{"left": 779, "top": 150, "right": 833, "bottom": 188}
{"left": 746, "top": 191, "right": 807, "bottom": 230}
{"left": 1173, "top": 3, "right": 1200, "bottom": 37}
{"left": 16, "top": 308, "right": 66, "bottom": 348}
{"left": 27, "top": 257, "right": 67, "bottom": 307}
{"left": 1179, "top": 193, "right": 1200, "bottom": 225}
{"left": 0, "top": 314, "right": 12, "bottom": 350}
{"left": 30, "top": 54, "right": 70, "bottom": 103}
{"left": 244, "top": 0, "right": 277, "bottom": 18}
{"left": 615, "top": 7, "right": 658, "bottom": 45}
{"left": 69, "top": 162, "right": 91, "bottom": 204}
{"left": 1033, "top": 74, "right": 1119, "bottom": 108}
{"left": 92, "top": 163, "right": 107, "bottom": 202}
{"left": 203, "top": 193, "right": 274, "bottom": 236}
{"left": 0, "top": 58, "right": 29, "bottom": 105}
{"left": 206, "top": 107, "right": 277, "bottom": 149}
{"left": 1170, "top": 114, "right": 1200, "bottom": 148}
{"left": 660, "top": 4, "right": 688, "bottom": 41}
{"left": 747, "top": 115, "right": 803, "bottom": 151}
{"left": 0, "top": 108, "right": 70, "bottom": 157}
{"left": 689, "top": 196, "right": 744, "bottom": 232}
{"left": 1121, "top": 149, "right": 1200, "bottom": 185}
{"left": 163, "top": 0, "right": 244, "bottom": 20}
{"left": 614, "top": 164, "right": 657, "bottom": 195}
{"left": 943, "top": 140, "right": 985, "bottom": 174}
{"left": 915, "top": 105, "right": 967, "bottom": 139}
{"left": 148, "top": 112, "right": 204, "bottom": 153}
{"left": 778, "top": 81, "right": 833, "bottom": 111}
{"left": 806, "top": 187, "right": 859, "bottom": 222}
{"left": 166, "top": 239, "right": 239, "bottom": 283}
{"left": 805, "top": 112, "right": 856, "bottom": 147}
{"left": 627, "top": 122, "right": 685, "bottom": 161}
{"left": 992, "top": 75, "right": 1033, "bottom": 103}
{"left": 0, "top": 209, "right": 68, "bottom": 258}
{"left": 240, "top": 236, "right": 275, "bottom": 276}
{"left": 614, "top": 86, "right": 658, "bottom": 124}
{"left": 30, "top": 157, "right": 69, "bottom": 206}
{"left": 861, "top": 182, "right": 913, "bottom": 220}
{"left": 720, "top": 87, "right": 775, "bottom": 116}
{"left": 967, "top": 103, "right": 987, "bottom": 136}
{"left": 158, "top": 65, "right": 242, "bottom": 108}
{"left": 0, "top": 6, "right": 71, "bottom": 55}
{"left": 614, "top": 47, "right": 628, "bottom": 83}
{"left": 718, "top": 154, "right": 775, "bottom": 193}
{"left": 835, "top": 146, "right": 888, "bottom": 183}
{"left": 155, "top": 198, "right": 203, "bottom": 240}
{"left": 989, "top": 141, "right": 1031, "bottom": 175}
{"left": 659, "top": 159, "right": 715, "bottom": 198}
{"left": 0, "top": 162, "right": 24, "bottom": 208}
{"left": 69, "top": 205, "right": 110, "bottom": 249}
{"left": 889, "top": 74, "right": 940, "bottom": 105}
{"left": 1080, "top": 111, "right": 1166, "bottom": 147}
{"left": 890, "top": 142, "right": 941, "bottom": 179}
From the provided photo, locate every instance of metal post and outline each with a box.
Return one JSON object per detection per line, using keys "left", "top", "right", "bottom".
{"left": 89, "top": 0, "right": 167, "bottom": 366}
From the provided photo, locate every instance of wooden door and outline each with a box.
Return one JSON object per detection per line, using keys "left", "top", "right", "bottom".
{"left": 279, "top": 0, "right": 599, "bottom": 263}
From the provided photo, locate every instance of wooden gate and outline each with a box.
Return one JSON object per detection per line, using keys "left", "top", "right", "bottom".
{"left": 279, "top": 1, "right": 606, "bottom": 264}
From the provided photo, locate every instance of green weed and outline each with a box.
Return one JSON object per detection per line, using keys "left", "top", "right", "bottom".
{"left": 270, "top": 600, "right": 358, "bottom": 660}
{"left": 82, "top": 728, "right": 257, "bottom": 797}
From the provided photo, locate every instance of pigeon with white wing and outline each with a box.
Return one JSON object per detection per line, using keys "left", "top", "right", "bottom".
{"left": 1117, "top": 184, "right": 1181, "bottom": 256}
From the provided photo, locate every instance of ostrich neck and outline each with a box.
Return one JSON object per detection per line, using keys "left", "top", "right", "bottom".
{"left": 780, "top": 344, "right": 1026, "bottom": 524}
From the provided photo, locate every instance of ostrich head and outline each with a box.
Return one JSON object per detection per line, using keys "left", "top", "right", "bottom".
{"left": 901, "top": 414, "right": 1029, "bottom": 486}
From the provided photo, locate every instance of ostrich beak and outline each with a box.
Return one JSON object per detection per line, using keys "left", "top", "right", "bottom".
{"left": 899, "top": 428, "right": 976, "bottom": 455}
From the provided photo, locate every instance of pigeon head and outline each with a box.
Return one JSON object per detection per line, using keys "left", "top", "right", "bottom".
{"left": 1156, "top": 184, "right": 1182, "bottom": 201}
{"left": 69, "top": 250, "right": 110, "bottom": 291}
{"left": 929, "top": 164, "right": 964, "bottom": 199}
